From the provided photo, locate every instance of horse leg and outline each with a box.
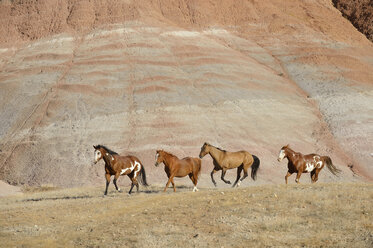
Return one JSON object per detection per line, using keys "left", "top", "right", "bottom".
{"left": 113, "top": 174, "right": 121, "bottom": 192}
{"left": 193, "top": 170, "right": 199, "bottom": 192}
{"left": 310, "top": 170, "right": 316, "bottom": 183}
{"left": 221, "top": 169, "right": 231, "bottom": 184}
{"left": 136, "top": 181, "right": 140, "bottom": 192}
{"left": 285, "top": 171, "right": 292, "bottom": 184}
{"left": 131, "top": 177, "right": 140, "bottom": 192}
{"left": 171, "top": 178, "right": 176, "bottom": 192}
{"left": 189, "top": 174, "right": 199, "bottom": 192}
{"left": 128, "top": 183, "right": 135, "bottom": 194}
{"left": 295, "top": 171, "right": 302, "bottom": 184}
{"left": 210, "top": 169, "right": 219, "bottom": 187}
{"left": 104, "top": 173, "right": 111, "bottom": 195}
{"left": 238, "top": 166, "right": 249, "bottom": 184}
{"left": 232, "top": 165, "right": 243, "bottom": 188}
{"left": 164, "top": 174, "right": 175, "bottom": 192}
{"left": 313, "top": 169, "right": 320, "bottom": 183}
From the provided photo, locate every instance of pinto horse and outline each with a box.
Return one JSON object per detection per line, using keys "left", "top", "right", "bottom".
{"left": 199, "top": 143, "right": 260, "bottom": 187}
{"left": 277, "top": 145, "right": 341, "bottom": 184}
{"left": 155, "top": 150, "right": 201, "bottom": 192}
{"left": 93, "top": 145, "right": 148, "bottom": 195}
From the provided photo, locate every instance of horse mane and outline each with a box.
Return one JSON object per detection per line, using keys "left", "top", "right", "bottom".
{"left": 283, "top": 145, "right": 300, "bottom": 157}
{"left": 160, "top": 150, "right": 177, "bottom": 159}
{"left": 216, "top": 146, "right": 227, "bottom": 152}
{"left": 95, "top": 145, "right": 118, "bottom": 155}
{"left": 282, "top": 144, "right": 292, "bottom": 151}
{"left": 206, "top": 143, "right": 226, "bottom": 153}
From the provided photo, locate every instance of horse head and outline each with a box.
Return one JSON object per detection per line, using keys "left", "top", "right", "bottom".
{"left": 277, "top": 144, "right": 289, "bottom": 162}
{"left": 155, "top": 150, "right": 164, "bottom": 167}
{"left": 199, "top": 142, "right": 210, "bottom": 159}
{"left": 93, "top": 145, "right": 104, "bottom": 164}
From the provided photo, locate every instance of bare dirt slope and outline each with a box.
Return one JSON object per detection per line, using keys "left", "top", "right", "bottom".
{"left": 1, "top": 183, "right": 372, "bottom": 247}
{"left": 0, "top": 0, "right": 372, "bottom": 187}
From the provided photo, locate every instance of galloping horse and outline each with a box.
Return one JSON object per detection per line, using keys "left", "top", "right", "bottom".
{"left": 93, "top": 145, "right": 148, "bottom": 195}
{"left": 199, "top": 143, "right": 260, "bottom": 187}
{"left": 277, "top": 144, "right": 341, "bottom": 184}
{"left": 155, "top": 150, "right": 202, "bottom": 192}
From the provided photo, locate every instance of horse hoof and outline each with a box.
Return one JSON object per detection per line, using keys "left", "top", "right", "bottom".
{"left": 227, "top": 181, "right": 231, "bottom": 184}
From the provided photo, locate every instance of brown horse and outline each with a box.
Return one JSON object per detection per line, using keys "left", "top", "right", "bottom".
{"left": 199, "top": 143, "right": 260, "bottom": 187}
{"left": 277, "top": 144, "right": 341, "bottom": 184}
{"left": 155, "top": 150, "right": 201, "bottom": 192}
{"left": 93, "top": 145, "right": 148, "bottom": 195}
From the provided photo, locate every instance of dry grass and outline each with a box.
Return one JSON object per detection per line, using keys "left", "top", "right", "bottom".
{"left": 21, "top": 184, "right": 60, "bottom": 193}
{"left": 1, "top": 183, "right": 372, "bottom": 247}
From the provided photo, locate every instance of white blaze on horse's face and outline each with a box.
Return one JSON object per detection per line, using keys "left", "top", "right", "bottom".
{"left": 94, "top": 150, "right": 102, "bottom": 164}
{"left": 278, "top": 149, "right": 286, "bottom": 162}
{"left": 155, "top": 152, "right": 160, "bottom": 167}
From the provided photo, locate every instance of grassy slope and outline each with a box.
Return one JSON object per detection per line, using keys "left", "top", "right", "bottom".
{"left": 1, "top": 183, "right": 372, "bottom": 247}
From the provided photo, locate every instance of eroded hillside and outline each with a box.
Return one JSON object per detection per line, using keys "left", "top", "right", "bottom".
{"left": 0, "top": 0, "right": 372, "bottom": 187}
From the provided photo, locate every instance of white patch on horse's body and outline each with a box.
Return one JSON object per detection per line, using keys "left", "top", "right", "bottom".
{"left": 192, "top": 186, "right": 199, "bottom": 192}
{"left": 106, "top": 153, "right": 109, "bottom": 156}
{"left": 313, "top": 156, "right": 323, "bottom": 168}
{"left": 120, "top": 161, "right": 141, "bottom": 176}
{"left": 133, "top": 161, "right": 141, "bottom": 178}
{"left": 112, "top": 157, "right": 114, "bottom": 161}
{"left": 305, "top": 162, "right": 315, "bottom": 172}
{"left": 120, "top": 168, "right": 130, "bottom": 175}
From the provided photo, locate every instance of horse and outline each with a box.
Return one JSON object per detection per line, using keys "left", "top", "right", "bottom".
{"left": 155, "top": 150, "right": 202, "bottom": 192}
{"left": 199, "top": 143, "right": 260, "bottom": 187}
{"left": 93, "top": 145, "right": 148, "bottom": 195}
{"left": 277, "top": 144, "right": 341, "bottom": 184}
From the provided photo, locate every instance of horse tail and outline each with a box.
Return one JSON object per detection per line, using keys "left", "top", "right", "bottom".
{"left": 251, "top": 155, "right": 260, "bottom": 180}
{"left": 324, "top": 156, "right": 341, "bottom": 176}
{"left": 138, "top": 164, "right": 149, "bottom": 186}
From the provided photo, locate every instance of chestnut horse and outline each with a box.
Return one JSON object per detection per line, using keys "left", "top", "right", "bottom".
{"left": 155, "top": 150, "right": 201, "bottom": 192}
{"left": 93, "top": 145, "right": 148, "bottom": 195}
{"left": 277, "top": 145, "right": 341, "bottom": 184}
{"left": 199, "top": 143, "right": 260, "bottom": 187}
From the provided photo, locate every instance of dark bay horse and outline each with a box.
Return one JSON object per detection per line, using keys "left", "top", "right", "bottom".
{"left": 155, "top": 150, "right": 201, "bottom": 192}
{"left": 93, "top": 145, "right": 148, "bottom": 195}
{"left": 277, "top": 145, "right": 341, "bottom": 184}
{"left": 199, "top": 143, "right": 260, "bottom": 187}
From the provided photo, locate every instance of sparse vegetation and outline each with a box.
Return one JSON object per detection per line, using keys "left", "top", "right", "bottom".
{"left": 21, "top": 184, "right": 59, "bottom": 193}
{"left": 1, "top": 183, "right": 372, "bottom": 247}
